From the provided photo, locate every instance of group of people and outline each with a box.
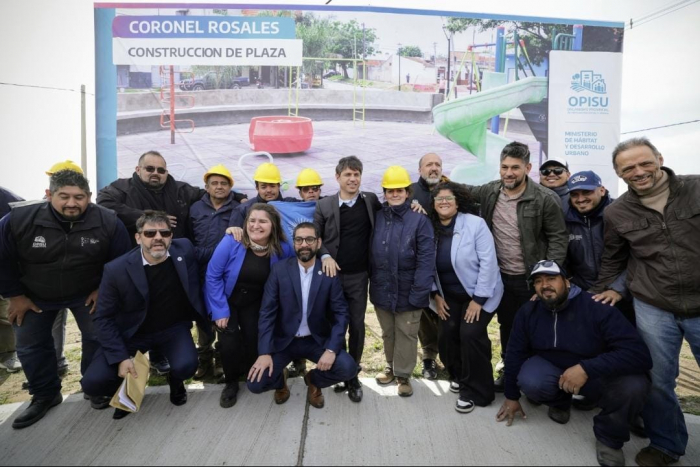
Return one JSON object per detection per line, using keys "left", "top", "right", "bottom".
{"left": 0, "top": 137, "right": 698, "bottom": 467}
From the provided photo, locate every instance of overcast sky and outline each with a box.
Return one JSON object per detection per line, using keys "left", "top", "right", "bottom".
{"left": 1, "top": 0, "right": 698, "bottom": 198}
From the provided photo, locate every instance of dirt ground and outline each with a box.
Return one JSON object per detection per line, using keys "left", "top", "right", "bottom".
{"left": 2, "top": 307, "right": 700, "bottom": 415}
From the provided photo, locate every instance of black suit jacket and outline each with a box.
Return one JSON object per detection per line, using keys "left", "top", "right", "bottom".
{"left": 313, "top": 191, "right": 381, "bottom": 258}
{"left": 93, "top": 239, "right": 207, "bottom": 365}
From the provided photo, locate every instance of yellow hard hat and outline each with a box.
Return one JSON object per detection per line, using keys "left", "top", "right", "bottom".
{"left": 381, "top": 166, "right": 412, "bottom": 189}
{"left": 203, "top": 164, "right": 234, "bottom": 186}
{"left": 46, "top": 160, "right": 84, "bottom": 176}
{"left": 295, "top": 168, "right": 323, "bottom": 188}
{"left": 254, "top": 162, "right": 282, "bottom": 184}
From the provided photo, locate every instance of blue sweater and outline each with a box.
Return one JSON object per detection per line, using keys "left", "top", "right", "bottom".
{"left": 204, "top": 235, "right": 294, "bottom": 320}
{"left": 504, "top": 284, "right": 652, "bottom": 401}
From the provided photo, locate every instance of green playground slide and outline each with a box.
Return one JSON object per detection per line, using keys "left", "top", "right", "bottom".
{"left": 432, "top": 76, "right": 548, "bottom": 184}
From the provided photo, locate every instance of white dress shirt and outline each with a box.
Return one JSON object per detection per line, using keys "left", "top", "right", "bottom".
{"left": 296, "top": 262, "right": 314, "bottom": 337}
{"left": 338, "top": 192, "right": 360, "bottom": 208}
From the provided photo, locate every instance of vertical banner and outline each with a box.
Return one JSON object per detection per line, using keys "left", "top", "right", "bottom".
{"left": 548, "top": 51, "right": 622, "bottom": 196}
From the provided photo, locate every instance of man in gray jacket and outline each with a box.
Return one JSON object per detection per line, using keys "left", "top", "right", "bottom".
{"left": 592, "top": 137, "right": 700, "bottom": 467}
{"left": 467, "top": 142, "right": 568, "bottom": 391}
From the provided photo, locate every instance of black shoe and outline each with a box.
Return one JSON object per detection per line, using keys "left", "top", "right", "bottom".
{"left": 630, "top": 414, "right": 648, "bottom": 438}
{"left": 333, "top": 381, "right": 348, "bottom": 394}
{"left": 572, "top": 395, "right": 598, "bottom": 411}
{"left": 166, "top": 375, "right": 187, "bottom": 406}
{"left": 422, "top": 359, "right": 438, "bottom": 380}
{"left": 152, "top": 358, "right": 171, "bottom": 376}
{"left": 494, "top": 372, "right": 505, "bottom": 393}
{"left": 90, "top": 395, "right": 111, "bottom": 410}
{"left": 347, "top": 377, "right": 363, "bottom": 403}
{"left": 220, "top": 383, "right": 238, "bottom": 409}
{"left": 113, "top": 408, "right": 131, "bottom": 420}
{"left": 21, "top": 381, "right": 29, "bottom": 391}
{"left": 12, "top": 393, "right": 63, "bottom": 429}
{"left": 548, "top": 405, "right": 571, "bottom": 425}
{"left": 57, "top": 363, "right": 69, "bottom": 378}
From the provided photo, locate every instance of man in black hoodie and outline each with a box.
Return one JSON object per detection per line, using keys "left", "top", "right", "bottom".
{"left": 496, "top": 260, "right": 651, "bottom": 467}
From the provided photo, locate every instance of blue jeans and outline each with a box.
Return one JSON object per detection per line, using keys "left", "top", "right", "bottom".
{"left": 518, "top": 355, "right": 650, "bottom": 450}
{"left": 634, "top": 298, "right": 700, "bottom": 459}
{"left": 13, "top": 304, "right": 98, "bottom": 399}
{"left": 81, "top": 322, "right": 198, "bottom": 398}
{"left": 247, "top": 336, "right": 357, "bottom": 394}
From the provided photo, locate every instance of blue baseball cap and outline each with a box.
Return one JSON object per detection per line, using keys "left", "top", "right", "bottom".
{"left": 567, "top": 171, "right": 603, "bottom": 192}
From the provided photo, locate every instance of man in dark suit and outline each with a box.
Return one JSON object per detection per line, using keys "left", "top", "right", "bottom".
{"left": 313, "top": 156, "right": 381, "bottom": 402}
{"left": 81, "top": 211, "right": 208, "bottom": 420}
{"left": 247, "top": 222, "right": 357, "bottom": 409}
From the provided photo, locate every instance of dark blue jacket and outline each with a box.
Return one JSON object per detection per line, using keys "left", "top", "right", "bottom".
{"left": 205, "top": 235, "right": 294, "bottom": 320}
{"left": 0, "top": 187, "right": 23, "bottom": 219}
{"left": 565, "top": 194, "right": 626, "bottom": 293}
{"left": 369, "top": 201, "right": 435, "bottom": 313}
{"left": 189, "top": 192, "right": 240, "bottom": 268}
{"left": 93, "top": 239, "right": 207, "bottom": 365}
{"left": 227, "top": 194, "right": 297, "bottom": 228}
{"left": 258, "top": 257, "right": 349, "bottom": 355}
{"left": 504, "top": 284, "right": 652, "bottom": 401}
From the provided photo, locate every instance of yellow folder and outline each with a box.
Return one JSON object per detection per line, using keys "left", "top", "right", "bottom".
{"left": 109, "top": 351, "right": 150, "bottom": 413}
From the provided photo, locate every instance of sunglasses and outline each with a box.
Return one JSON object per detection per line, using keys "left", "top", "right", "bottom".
{"left": 293, "top": 236, "right": 318, "bottom": 245}
{"left": 540, "top": 167, "right": 566, "bottom": 176}
{"left": 143, "top": 166, "right": 167, "bottom": 175}
{"left": 301, "top": 186, "right": 321, "bottom": 193}
{"left": 140, "top": 229, "right": 173, "bottom": 238}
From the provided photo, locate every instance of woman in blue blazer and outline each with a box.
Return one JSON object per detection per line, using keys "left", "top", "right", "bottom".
{"left": 430, "top": 181, "right": 504, "bottom": 414}
{"left": 205, "top": 203, "right": 293, "bottom": 408}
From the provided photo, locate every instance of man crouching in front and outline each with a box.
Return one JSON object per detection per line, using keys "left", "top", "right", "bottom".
{"left": 82, "top": 211, "right": 208, "bottom": 419}
{"left": 247, "top": 222, "right": 358, "bottom": 408}
{"left": 496, "top": 260, "right": 652, "bottom": 467}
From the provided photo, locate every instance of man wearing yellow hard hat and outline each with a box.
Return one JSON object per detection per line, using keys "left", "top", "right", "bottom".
{"left": 228, "top": 162, "right": 295, "bottom": 228}
{"left": 295, "top": 168, "right": 323, "bottom": 201}
{"left": 189, "top": 164, "right": 242, "bottom": 380}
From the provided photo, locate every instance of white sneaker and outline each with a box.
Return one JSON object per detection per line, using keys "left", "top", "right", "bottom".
{"left": 495, "top": 359, "right": 505, "bottom": 373}
{"left": 449, "top": 381, "right": 460, "bottom": 393}
{"left": 455, "top": 398, "right": 475, "bottom": 414}
{"left": 0, "top": 353, "right": 22, "bottom": 373}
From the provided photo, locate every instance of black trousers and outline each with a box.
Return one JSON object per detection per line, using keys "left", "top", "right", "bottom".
{"left": 217, "top": 289, "right": 263, "bottom": 384}
{"left": 438, "top": 292, "right": 495, "bottom": 405}
{"left": 496, "top": 272, "right": 532, "bottom": 360}
{"left": 339, "top": 271, "right": 368, "bottom": 372}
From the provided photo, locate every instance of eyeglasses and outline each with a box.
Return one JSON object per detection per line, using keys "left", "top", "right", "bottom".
{"left": 143, "top": 166, "right": 167, "bottom": 175}
{"left": 300, "top": 186, "right": 321, "bottom": 193}
{"left": 540, "top": 167, "right": 566, "bottom": 176}
{"left": 293, "top": 236, "right": 318, "bottom": 245}
{"left": 141, "top": 229, "right": 173, "bottom": 238}
{"left": 434, "top": 195, "right": 456, "bottom": 202}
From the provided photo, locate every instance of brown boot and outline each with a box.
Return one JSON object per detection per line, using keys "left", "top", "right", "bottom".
{"left": 193, "top": 357, "right": 212, "bottom": 380}
{"left": 397, "top": 377, "right": 413, "bottom": 397}
{"left": 274, "top": 369, "right": 290, "bottom": 405}
{"left": 304, "top": 372, "right": 324, "bottom": 409}
{"left": 635, "top": 447, "right": 678, "bottom": 466}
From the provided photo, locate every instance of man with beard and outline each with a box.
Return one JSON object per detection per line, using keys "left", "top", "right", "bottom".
{"left": 466, "top": 142, "right": 568, "bottom": 391}
{"left": 98, "top": 151, "right": 245, "bottom": 374}
{"left": 247, "top": 222, "right": 357, "bottom": 409}
{"left": 410, "top": 153, "right": 447, "bottom": 379}
{"left": 592, "top": 138, "right": 700, "bottom": 466}
{"left": 496, "top": 260, "right": 651, "bottom": 467}
{"left": 82, "top": 211, "right": 208, "bottom": 420}
{"left": 0, "top": 170, "right": 131, "bottom": 429}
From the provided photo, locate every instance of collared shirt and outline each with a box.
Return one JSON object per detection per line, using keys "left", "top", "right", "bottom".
{"left": 338, "top": 192, "right": 360, "bottom": 208}
{"left": 491, "top": 188, "right": 527, "bottom": 275}
{"left": 141, "top": 249, "right": 171, "bottom": 266}
{"left": 296, "top": 262, "right": 314, "bottom": 337}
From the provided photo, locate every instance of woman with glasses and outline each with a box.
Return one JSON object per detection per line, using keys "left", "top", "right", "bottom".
{"left": 370, "top": 166, "right": 435, "bottom": 397}
{"left": 205, "top": 204, "right": 293, "bottom": 408}
{"left": 430, "top": 181, "right": 503, "bottom": 414}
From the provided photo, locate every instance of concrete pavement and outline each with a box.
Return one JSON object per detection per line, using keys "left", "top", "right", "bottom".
{"left": 2, "top": 378, "right": 699, "bottom": 466}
